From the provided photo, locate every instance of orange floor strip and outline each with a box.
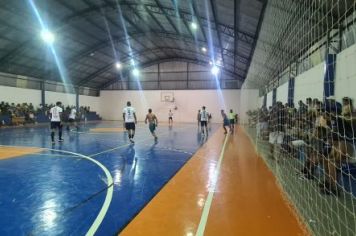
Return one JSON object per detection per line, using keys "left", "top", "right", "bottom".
{"left": 0, "top": 146, "right": 42, "bottom": 160}
{"left": 90, "top": 127, "right": 126, "bottom": 133}
{"left": 204, "top": 128, "right": 308, "bottom": 236}
{"left": 120, "top": 127, "right": 308, "bottom": 236}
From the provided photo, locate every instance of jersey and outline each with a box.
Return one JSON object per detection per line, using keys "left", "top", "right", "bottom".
{"left": 50, "top": 106, "right": 63, "bottom": 122}
{"left": 123, "top": 106, "right": 136, "bottom": 123}
{"left": 200, "top": 110, "right": 209, "bottom": 121}
{"left": 228, "top": 112, "right": 236, "bottom": 120}
{"left": 168, "top": 112, "right": 173, "bottom": 118}
{"left": 69, "top": 108, "right": 77, "bottom": 119}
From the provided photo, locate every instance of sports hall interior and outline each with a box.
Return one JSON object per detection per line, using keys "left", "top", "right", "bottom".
{"left": 0, "top": 1, "right": 356, "bottom": 236}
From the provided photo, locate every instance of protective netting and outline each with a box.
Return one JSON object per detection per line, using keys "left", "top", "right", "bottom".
{"left": 244, "top": 0, "right": 356, "bottom": 90}
{"left": 243, "top": 1, "right": 356, "bottom": 236}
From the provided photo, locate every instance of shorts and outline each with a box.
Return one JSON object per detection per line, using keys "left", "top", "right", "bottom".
{"left": 201, "top": 121, "right": 207, "bottom": 127}
{"left": 149, "top": 123, "right": 156, "bottom": 133}
{"left": 125, "top": 122, "right": 136, "bottom": 130}
{"left": 68, "top": 118, "right": 75, "bottom": 123}
{"left": 229, "top": 119, "right": 235, "bottom": 125}
{"left": 269, "top": 131, "right": 284, "bottom": 144}
{"left": 223, "top": 118, "right": 230, "bottom": 126}
{"left": 51, "top": 121, "right": 62, "bottom": 129}
{"left": 169, "top": 117, "right": 173, "bottom": 120}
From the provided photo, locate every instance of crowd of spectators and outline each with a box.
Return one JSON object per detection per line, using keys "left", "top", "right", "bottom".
{"left": 0, "top": 101, "right": 91, "bottom": 126}
{"left": 254, "top": 96, "right": 356, "bottom": 195}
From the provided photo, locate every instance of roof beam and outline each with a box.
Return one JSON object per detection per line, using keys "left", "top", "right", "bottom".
{"left": 0, "top": 1, "right": 255, "bottom": 67}
{"left": 100, "top": 56, "right": 243, "bottom": 89}
{"left": 152, "top": 0, "right": 180, "bottom": 34}
{"left": 170, "top": 0, "right": 194, "bottom": 38}
{"left": 209, "top": 0, "right": 225, "bottom": 66}
{"left": 77, "top": 46, "right": 245, "bottom": 87}
{"left": 244, "top": 0, "right": 268, "bottom": 81}
{"left": 234, "top": 0, "right": 241, "bottom": 73}
{"left": 63, "top": 30, "right": 250, "bottom": 68}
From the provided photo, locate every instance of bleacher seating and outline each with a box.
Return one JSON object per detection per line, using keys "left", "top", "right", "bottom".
{"left": 86, "top": 111, "right": 102, "bottom": 121}
{"left": 0, "top": 115, "right": 11, "bottom": 126}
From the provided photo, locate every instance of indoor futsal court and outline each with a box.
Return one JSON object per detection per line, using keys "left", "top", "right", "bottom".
{"left": 1, "top": 1, "right": 356, "bottom": 236}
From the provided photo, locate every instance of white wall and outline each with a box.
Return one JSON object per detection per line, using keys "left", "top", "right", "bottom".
{"left": 276, "top": 82, "right": 288, "bottom": 104}
{"left": 79, "top": 95, "right": 100, "bottom": 112}
{"left": 0, "top": 85, "right": 41, "bottom": 105}
{"left": 259, "top": 96, "right": 264, "bottom": 107}
{"left": 100, "top": 89, "right": 259, "bottom": 123}
{"left": 266, "top": 90, "right": 273, "bottom": 107}
{"left": 294, "top": 62, "right": 325, "bottom": 105}
{"left": 0, "top": 85, "right": 101, "bottom": 112}
{"left": 335, "top": 43, "right": 356, "bottom": 102}
{"left": 240, "top": 89, "right": 260, "bottom": 121}
{"left": 46, "top": 91, "right": 76, "bottom": 106}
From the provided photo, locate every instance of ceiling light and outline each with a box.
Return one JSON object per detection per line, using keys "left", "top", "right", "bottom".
{"left": 132, "top": 68, "right": 140, "bottom": 76}
{"left": 191, "top": 22, "right": 198, "bottom": 30}
{"left": 41, "top": 30, "right": 55, "bottom": 44}
{"left": 201, "top": 47, "right": 207, "bottom": 52}
{"left": 115, "top": 62, "right": 122, "bottom": 70}
{"left": 211, "top": 65, "right": 220, "bottom": 76}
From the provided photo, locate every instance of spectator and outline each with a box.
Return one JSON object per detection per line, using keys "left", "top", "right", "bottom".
{"left": 342, "top": 97, "right": 353, "bottom": 118}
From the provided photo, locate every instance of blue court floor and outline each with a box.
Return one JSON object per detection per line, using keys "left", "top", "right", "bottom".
{"left": 0, "top": 121, "right": 218, "bottom": 235}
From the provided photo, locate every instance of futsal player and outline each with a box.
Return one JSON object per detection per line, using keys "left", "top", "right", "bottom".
{"left": 221, "top": 110, "right": 230, "bottom": 134}
{"left": 168, "top": 109, "right": 173, "bottom": 126}
{"left": 145, "top": 108, "right": 158, "bottom": 140}
{"left": 197, "top": 110, "right": 201, "bottom": 127}
{"left": 67, "top": 106, "right": 78, "bottom": 131}
{"left": 123, "top": 101, "right": 137, "bottom": 143}
{"left": 50, "top": 101, "right": 64, "bottom": 144}
{"left": 200, "top": 106, "right": 209, "bottom": 136}
{"left": 229, "top": 109, "right": 236, "bottom": 133}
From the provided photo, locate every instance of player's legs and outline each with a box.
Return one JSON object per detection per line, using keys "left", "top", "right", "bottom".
{"left": 50, "top": 121, "right": 55, "bottom": 143}
{"left": 149, "top": 123, "right": 157, "bottom": 139}
{"left": 127, "top": 122, "right": 135, "bottom": 143}
{"left": 125, "top": 123, "right": 131, "bottom": 139}
{"left": 229, "top": 119, "right": 235, "bottom": 133}
{"left": 223, "top": 124, "right": 227, "bottom": 134}
{"left": 132, "top": 125, "right": 136, "bottom": 139}
{"left": 67, "top": 119, "right": 73, "bottom": 131}
{"left": 58, "top": 123, "right": 63, "bottom": 141}
{"left": 74, "top": 120, "right": 79, "bottom": 131}
{"left": 201, "top": 121, "right": 207, "bottom": 134}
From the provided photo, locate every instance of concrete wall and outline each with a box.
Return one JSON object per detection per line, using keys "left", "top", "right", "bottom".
{"left": 100, "top": 89, "right": 259, "bottom": 123}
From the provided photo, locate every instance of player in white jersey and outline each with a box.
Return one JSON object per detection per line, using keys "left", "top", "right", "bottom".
{"left": 123, "top": 101, "right": 137, "bottom": 143}
{"left": 200, "top": 106, "right": 209, "bottom": 136}
{"left": 66, "top": 106, "right": 78, "bottom": 131}
{"left": 50, "top": 101, "right": 64, "bottom": 144}
{"left": 168, "top": 110, "right": 173, "bottom": 126}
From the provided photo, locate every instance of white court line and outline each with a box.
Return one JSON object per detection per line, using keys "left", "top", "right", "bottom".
{"left": 0, "top": 145, "right": 113, "bottom": 236}
{"left": 195, "top": 134, "right": 229, "bottom": 236}
{"left": 88, "top": 125, "right": 193, "bottom": 157}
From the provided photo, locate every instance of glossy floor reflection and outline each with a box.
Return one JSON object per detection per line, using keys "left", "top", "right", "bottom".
{"left": 0, "top": 122, "right": 217, "bottom": 235}
{"left": 121, "top": 127, "right": 309, "bottom": 236}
